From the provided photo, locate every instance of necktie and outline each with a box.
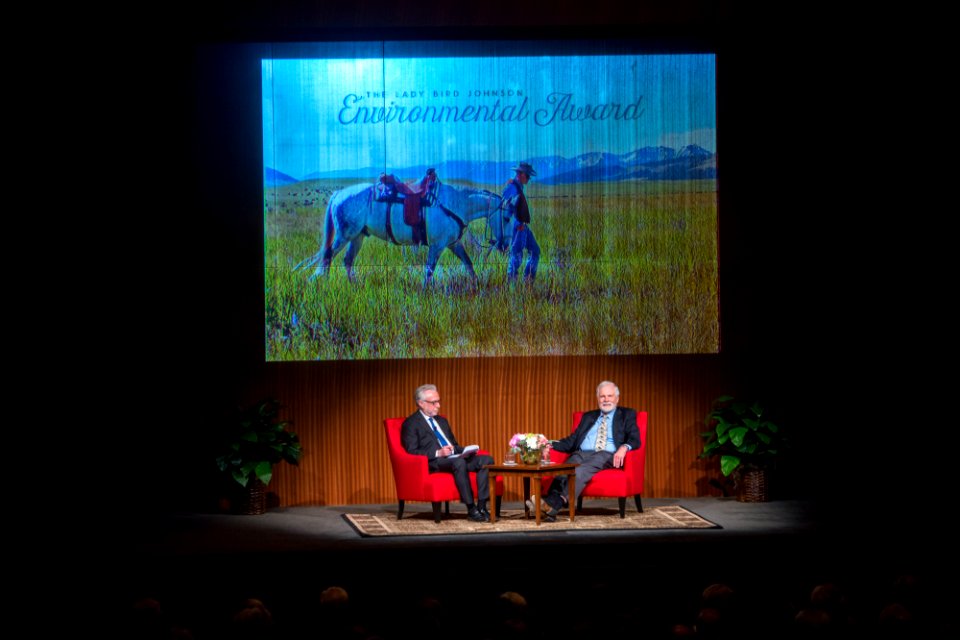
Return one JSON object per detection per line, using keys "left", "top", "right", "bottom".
{"left": 594, "top": 414, "right": 608, "bottom": 451}
{"left": 430, "top": 417, "right": 449, "bottom": 447}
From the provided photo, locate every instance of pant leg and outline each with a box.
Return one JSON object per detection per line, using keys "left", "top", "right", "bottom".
{"left": 435, "top": 456, "right": 474, "bottom": 505}
{"left": 572, "top": 451, "right": 614, "bottom": 497}
{"left": 507, "top": 226, "right": 528, "bottom": 280}
{"left": 546, "top": 450, "right": 612, "bottom": 508}
{"left": 466, "top": 454, "right": 494, "bottom": 503}
{"left": 544, "top": 477, "right": 566, "bottom": 510}
{"left": 523, "top": 228, "right": 540, "bottom": 280}
{"left": 545, "top": 450, "right": 585, "bottom": 509}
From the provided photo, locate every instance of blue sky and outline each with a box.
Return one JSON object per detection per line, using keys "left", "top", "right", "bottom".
{"left": 262, "top": 51, "right": 715, "bottom": 179}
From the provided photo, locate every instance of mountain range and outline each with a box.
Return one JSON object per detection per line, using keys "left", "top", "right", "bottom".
{"left": 265, "top": 145, "right": 715, "bottom": 187}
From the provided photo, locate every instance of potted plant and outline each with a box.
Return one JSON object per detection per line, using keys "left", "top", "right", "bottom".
{"left": 699, "top": 395, "right": 784, "bottom": 502}
{"left": 215, "top": 398, "right": 302, "bottom": 514}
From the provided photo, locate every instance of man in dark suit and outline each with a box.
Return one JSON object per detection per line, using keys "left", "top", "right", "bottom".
{"left": 531, "top": 381, "right": 641, "bottom": 522}
{"left": 401, "top": 384, "right": 494, "bottom": 522}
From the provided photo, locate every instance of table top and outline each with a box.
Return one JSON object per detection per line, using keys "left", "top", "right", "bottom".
{"left": 484, "top": 462, "right": 578, "bottom": 472}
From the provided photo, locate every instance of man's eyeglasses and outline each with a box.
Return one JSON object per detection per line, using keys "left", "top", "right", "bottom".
{"left": 422, "top": 399, "right": 441, "bottom": 405}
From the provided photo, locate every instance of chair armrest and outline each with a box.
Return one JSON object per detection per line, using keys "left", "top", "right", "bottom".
{"left": 394, "top": 449, "right": 430, "bottom": 476}
{"left": 389, "top": 448, "right": 433, "bottom": 498}
{"left": 621, "top": 447, "right": 641, "bottom": 467}
{"left": 619, "top": 447, "right": 644, "bottom": 490}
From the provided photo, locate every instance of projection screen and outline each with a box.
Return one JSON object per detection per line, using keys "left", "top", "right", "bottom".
{"left": 264, "top": 41, "right": 717, "bottom": 360}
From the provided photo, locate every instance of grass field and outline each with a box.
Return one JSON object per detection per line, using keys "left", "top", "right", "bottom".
{"left": 265, "top": 178, "right": 718, "bottom": 360}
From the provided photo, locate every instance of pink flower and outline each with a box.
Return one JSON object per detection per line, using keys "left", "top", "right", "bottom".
{"left": 509, "top": 432, "right": 549, "bottom": 452}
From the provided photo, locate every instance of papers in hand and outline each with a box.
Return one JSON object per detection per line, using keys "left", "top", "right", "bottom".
{"left": 449, "top": 444, "right": 479, "bottom": 459}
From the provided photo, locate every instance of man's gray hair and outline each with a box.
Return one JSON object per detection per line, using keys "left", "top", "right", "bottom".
{"left": 596, "top": 381, "right": 620, "bottom": 397}
{"left": 414, "top": 384, "right": 437, "bottom": 404}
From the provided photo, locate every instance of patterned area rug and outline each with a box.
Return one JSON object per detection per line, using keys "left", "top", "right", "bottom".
{"left": 343, "top": 505, "right": 720, "bottom": 537}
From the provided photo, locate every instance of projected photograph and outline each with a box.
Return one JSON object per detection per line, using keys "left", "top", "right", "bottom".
{"left": 264, "top": 43, "right": 718, "bottom": 360}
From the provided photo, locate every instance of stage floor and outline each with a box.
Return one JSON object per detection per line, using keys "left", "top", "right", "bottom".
{"left": 124, "top": 497, "right": 823, "bottom": 555}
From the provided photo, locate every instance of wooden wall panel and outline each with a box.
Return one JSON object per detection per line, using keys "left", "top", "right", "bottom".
{"left": 267, "top": 356, "right": 731, "bottom": 506}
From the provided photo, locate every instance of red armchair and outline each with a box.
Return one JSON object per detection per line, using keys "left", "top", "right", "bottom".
{"left": 383, "top": 418, "right": 503, "bottom": 523}
{"left": 543, "top": 410, "right": 648, "bottom": 518}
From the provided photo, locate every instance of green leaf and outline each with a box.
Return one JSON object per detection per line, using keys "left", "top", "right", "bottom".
{"left": 254, "top": 461, "right": 273, "bottom": 486}
{"left": 720, "top": 455, "right": 741, "bottom": 476}
{"left": 232, "top": 469, "right": 249, "bottom": 487}
{"left": 728, "top": 426, "right": 748, "bottom": 448}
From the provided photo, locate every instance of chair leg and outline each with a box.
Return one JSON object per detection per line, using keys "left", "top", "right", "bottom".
{"left": 397, "top": 500, "right": 405, "bottom": 520}
{"left": 576, "top": 496, "right": 583, "bottom": 512}
{"left": 618, "top": 497, "right": 627, "bottom": 518}
{"left": 634, "top": 494, "right": 643, "bottom": 513}
{"left": 432, "top": 502, "right": 443, "bottom": 523}
{"left": 495, "top": 495, "right": 502, "bottom": 517}
{"left": 444, "top": 501, "right": 450, "bottom": 515}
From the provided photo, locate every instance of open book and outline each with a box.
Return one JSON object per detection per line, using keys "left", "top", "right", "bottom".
{"left": 449, "top": 444, "right": 479, "bottom": 459}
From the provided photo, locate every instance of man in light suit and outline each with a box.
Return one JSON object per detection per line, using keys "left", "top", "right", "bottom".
{"left": 401, "top": 384, "right": 494, "bottom": 522}
{"left": 531, "top": 381, "right": 641, "bottom": 522}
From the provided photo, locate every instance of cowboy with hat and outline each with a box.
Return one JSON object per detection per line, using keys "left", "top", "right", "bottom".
{"left": 513, "top": 162, "right": 536, "bottom": 178}
{"left": 501, "top": 161, "right": 540, "bottom": 281}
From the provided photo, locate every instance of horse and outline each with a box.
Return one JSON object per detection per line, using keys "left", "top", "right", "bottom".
{"left": 294, "top": 182, "right": 507, "bottom": 285}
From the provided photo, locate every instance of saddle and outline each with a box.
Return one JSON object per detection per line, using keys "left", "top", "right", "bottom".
{"left": 376, "top": 173, "right": 437, "bottom": 246}
{"left": 375, "top": 175, "right": 404, "bottom": 204}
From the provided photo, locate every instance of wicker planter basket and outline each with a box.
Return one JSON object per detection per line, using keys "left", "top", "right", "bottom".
{"left": 238, "top": 479, "right": 267, "bottom": 515}
{"left": 738, "top": 468, "right": 769, "bottom": 502}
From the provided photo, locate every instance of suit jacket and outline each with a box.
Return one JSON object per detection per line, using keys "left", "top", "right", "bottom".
{"left": 552, "top": 407, "right": 641, "bottom": 454}
{"left": 400, "top": 412, "right": 463, "bottom": 472}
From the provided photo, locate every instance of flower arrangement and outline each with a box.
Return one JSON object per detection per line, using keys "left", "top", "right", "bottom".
{"left": 509, "top": 432, "right": 550, "bottom": 465}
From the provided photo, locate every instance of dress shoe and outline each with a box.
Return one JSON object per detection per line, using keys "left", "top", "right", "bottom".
{"left": 467, "top": 507, "right": 485, "bottom": 522}
{"left": 477, "top": 507, "right": 491, "bottom": 522}
{"left": 525, "top": 498, "right": 553, "bottom": 515}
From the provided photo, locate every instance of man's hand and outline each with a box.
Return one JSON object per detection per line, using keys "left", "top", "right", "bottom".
{"left": 613, "top": 445, "right": 629, "bottom": 468}
{"left": 439, "top": 445, "right": 455, "bottom": 457}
